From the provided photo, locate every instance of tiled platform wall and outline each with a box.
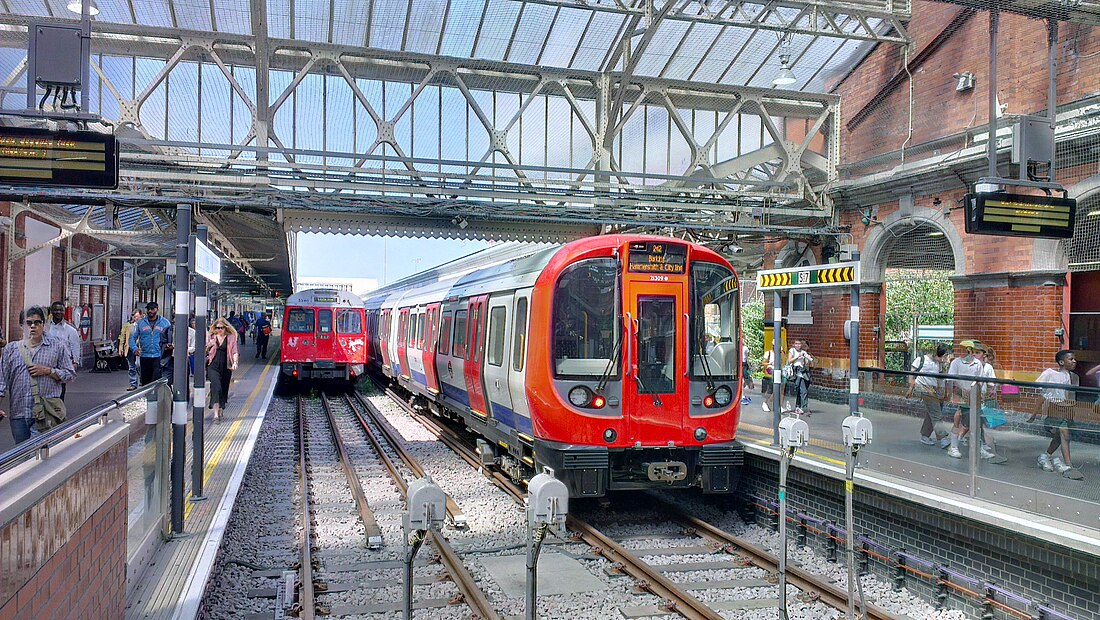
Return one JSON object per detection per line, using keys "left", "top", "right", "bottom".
{"left": 0, "top": 441, "right": 128, "bottom": 620}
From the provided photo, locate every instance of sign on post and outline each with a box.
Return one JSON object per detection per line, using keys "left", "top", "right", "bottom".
{"left": 193, "top": 238, "right": 222, "bottom": 283}
{"left": 72, "top": 273, "right": 109, "bottom": 286}
{"left": 756, "top": 261, "right": 860, "bottom": 291}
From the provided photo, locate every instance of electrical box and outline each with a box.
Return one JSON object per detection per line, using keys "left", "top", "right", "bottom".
{"left": 778, "top": 417, "right": 809, "bottom": 449}
{"left": 527, "top": 469, "right": 569, "bottom": 528}
{"left": 1011, "top": 115, "right": 1054, "bottom": 181}
{"left": 32, "top": 24, "right": 83, "bottom": 87}
{"left": 838, "top": 244, "right": 858, "bottom": 261}
{"left": 404, "top": 476, "right": 446, "bottom": 531}
{"left": 842, "top": 416, "right": 873, "bottom": 447}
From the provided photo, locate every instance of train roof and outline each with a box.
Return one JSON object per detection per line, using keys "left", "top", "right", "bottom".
{"left": 286, "top": 288, "right": 364, "bottom": 308}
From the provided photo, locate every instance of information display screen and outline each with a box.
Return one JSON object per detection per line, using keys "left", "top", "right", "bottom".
{"left": 965, "top": 192, "right": 1076, "bottom": 239}
{"left": 0, "top": 126, "right": 119, "bottom": 189}
{"left": 627, "top": 241, "right": 687, "bottom": 274}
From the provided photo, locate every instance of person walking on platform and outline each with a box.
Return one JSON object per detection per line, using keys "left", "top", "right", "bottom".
{"left": 130, "top": 301, "right": 172, "bottom": 386}
{"left": 740, "top": 343, "right": 753, "bottom": 405}
{"left": 228, "top": 311, "right": 244, "bottom": 344}
{"left": 945, "top": 340, "right": 998, "bottom": 460}
{"left": 160, "top": 323, "right": 175, "bottom": 386}
{"left": 0, "top": 307, "right": 75, "bottom": 443}
{"left": 47, "top": 301, "right": 81, "bottom": 401}
{"left": 206, "top": 317, "right": 239, "bottom": 424}
{"left": 907, "top": 343, "right": 950, "bottom": 446}
{"left": 786, "top": 340, "right": 813, "bottom": 415}
{"left": 1028, "top": 350, "right": 1084, "bottom": 480}
{"left": 761, "top": 348, "right": 775, "bottom": 412}
{"left": 254, "top": 312, "right": 272, "bottom": 360}
{"left": 239, "top": 314, "right": 250, "bottom": 346}
{"left": 120, "top": 309, "right": 142, "bottom": 391}
{"left": 187, "top": 316, "right": 196, "bottom": 376}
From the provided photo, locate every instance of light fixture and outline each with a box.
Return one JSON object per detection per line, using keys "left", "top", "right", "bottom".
{"left": 66, "top": 0, "right": 99, "bottom": 16}
{"left": 1087, "top": 209, "right": 1100, "bottom": 217}
{"left": 928, "top": 231, "right": 944, "bottom": 237}
{"left": 773, "top": 53, "right": 797, "bottom": 87}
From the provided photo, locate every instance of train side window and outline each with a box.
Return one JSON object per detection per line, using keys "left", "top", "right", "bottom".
{"left": 287, "top": 309, "right": 314, "bottom": 333}
{"left": 318, "top": 309, "right": 333, "bottom": 334}
{"left": 418, "top": 313, "right": 427, "bottom": 349}
{"left": 336, "top": 309, "right": 362, "bottom": 334}
{"left": 513, "top": 298, "right": 527, "bottom": 371}
{"left": 454, "top": 310, "right": 468, "bottom": 358}
{"left": 469, "top": 306, "right": 480, "bottom": 362}
{"left": 410, "top": 312, "right": 419, "bottom": 347}
{"left": 488, "top": 306, "right": 506, "bottom": 367}
{"left": 439, "top": 312, "right": 453, "bottom": 355}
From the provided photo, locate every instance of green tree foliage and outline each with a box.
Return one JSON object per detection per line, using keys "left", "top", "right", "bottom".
{"left": 741, "top": 298, "right": 765, "bottom": 374}
{"left": 884, "top": 272, "right": 954, "bottom": 343}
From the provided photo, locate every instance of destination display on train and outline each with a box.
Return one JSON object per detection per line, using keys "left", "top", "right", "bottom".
{"left": 627, "top": 241, "right": 687, "bottom": 274}
{"left": 0, "top": 126, "right": 119, "bottom": 189}
{"left": 965, "top": 192, "right": 1076, "bottom": 239}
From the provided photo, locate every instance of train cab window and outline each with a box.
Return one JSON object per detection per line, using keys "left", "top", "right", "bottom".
{"left": 636, "top": 296, "right": 677, "bottom": 394}
{"left": 318, "top": 309, "right": 333, "bottom": 334}
{"left": 453, "top": 310, "right": 468, "bottom": 358}
{"left": 513, "top": 298, "right": 528, "bottom": 371}
{"left": 286, "top": 309, "right": 314, "bottom": 333}
{"left": 336, "top": 309, "right": 362, "bottom": 334}
{"left": 439, "top": 312, "right": 453, "bottom": 355}
{"left": 690, "top": 262, "right": 739, "bottom": 380}
{"left": 488, "top": 306, "right": 506, "bottom": 367}
{"left": 418, "top": 313, "right": 427, "bottom": 349}
{"left": 552, "top": 258, "right": 619, "bottom": 378}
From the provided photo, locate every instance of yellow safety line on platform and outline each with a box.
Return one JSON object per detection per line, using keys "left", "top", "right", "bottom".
{"left": 186, "top": 355, "right": 275, "bottom": 519}
{"left": 740, "top": 425, "right": 848, "bottom": 467}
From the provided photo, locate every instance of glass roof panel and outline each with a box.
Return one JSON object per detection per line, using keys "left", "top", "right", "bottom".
{"left": 91, "top": 0, "right": 135, "bottom": 24}
{"left": 406, "top": 0, "right": 449, "bottom": 54}
{"left": 267, "top": 0, "right": 291, "bottom": 39}
{"left": 370, "top": 0, "right": 411, "bottom": 51}
{"left": 131, "top": 0, "right": 174, "bottom": 28}
{"left": 294, "top": 0, "right": 331, "bottom": 43}
{"left": 175, "top": 0, "right": 213, "bottom": 31}
{"left": 538, "top": 7, "right": 589, "bottom": 69}
{"left": 474, "top": 0, "right": 523, "bottom": 62}
{"left": 722, "top": 33, "right": 778, "bottom": 87}
{"left": 439, "top": 0, "right": 487, "bottom": 58}
{"left": 331, "top": 0, "right": 370, "bottom": 46}
{"left": 689, "top": 27, "right": 754, "bottom": 84}
{"left": 506, "top": 3, "right": 557, "bottom": 65}
{"left": 660, "top": 22, "right": 723, "bottom": 81}
{"left": 633, "top": 20, "right": 690, "bottom": 78}
{"left": 569, "top": 11, "right": 624, "bottom": 72}
{"left": 790, "top": 36, "right": 848, "bottom": 92}
{"left": 213, "top": 0, "right": 252, "bottom": 35}
{"left": 7, "top": 0, "right": 51, "bottom": 17}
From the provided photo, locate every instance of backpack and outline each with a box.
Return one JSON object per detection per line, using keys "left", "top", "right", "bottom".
{"left": 262, "top": 325, "right": 272, "bottom": 336}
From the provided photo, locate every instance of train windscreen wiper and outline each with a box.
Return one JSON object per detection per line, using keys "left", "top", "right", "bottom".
{"left": 695, "top": 338, "right": 716, "bottom": 392}
{"left": 595, "top": 323, "right": 624, "bottom": 395}
{"left": 634, "top": 374, "right": 663, "bottom": 407}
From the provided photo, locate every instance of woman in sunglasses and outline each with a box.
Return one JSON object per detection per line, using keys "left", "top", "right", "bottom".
{"left": 0, "top": 306, "right": 75, "bottom": 443}
{"left": 205, "top": 318, "right": 240, "bottom": 423}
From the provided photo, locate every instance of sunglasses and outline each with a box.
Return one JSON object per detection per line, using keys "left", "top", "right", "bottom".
{"left": 215, "top": 326, "right": 225, "bottom": 330}
{"left": 25, "top": 319, "right": 44, "bottom": 326}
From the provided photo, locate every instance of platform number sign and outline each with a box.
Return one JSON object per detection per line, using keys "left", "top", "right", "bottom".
{"left": 757, "top": 261, "right": 860, "bottom": 291}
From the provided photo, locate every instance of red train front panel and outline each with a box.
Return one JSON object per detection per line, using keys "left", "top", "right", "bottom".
{"left": 280, "top": 289, "right": 367, "bottom": 381}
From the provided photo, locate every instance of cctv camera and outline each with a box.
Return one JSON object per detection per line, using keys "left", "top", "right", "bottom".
{"left": 730, "top": 245, "right": 744, "bottom": 254}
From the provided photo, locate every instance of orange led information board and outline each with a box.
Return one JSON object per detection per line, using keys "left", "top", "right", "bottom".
{"left": 0, "top": 126, "right": 119, "bottom": 189}
{"left": 964, "top": 192, "right": 1076, "bottom": 239}
{"left": 627, "top": 241, "right": 687, "bottom": 274}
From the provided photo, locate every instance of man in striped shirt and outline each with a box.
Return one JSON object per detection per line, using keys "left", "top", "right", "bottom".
{"left": 0, "top": 306, "right": 76, "bottom": 444}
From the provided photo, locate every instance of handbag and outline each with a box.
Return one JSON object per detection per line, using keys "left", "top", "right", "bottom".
{"left": 19, "top": 342, "right": 67, "bottom": 431}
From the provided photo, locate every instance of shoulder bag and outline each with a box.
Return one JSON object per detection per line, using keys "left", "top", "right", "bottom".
{"left": 20, "top": 342, "right": 67, "bottom": 431}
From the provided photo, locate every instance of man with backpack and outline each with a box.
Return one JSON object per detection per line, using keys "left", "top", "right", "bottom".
{"left": 254, "top": 312, "right": 272, "bottom": 359}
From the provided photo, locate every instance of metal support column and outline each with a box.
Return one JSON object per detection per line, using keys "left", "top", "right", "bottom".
{"left": 772, "top": 291, "right": 783, "bottom": 445}
{"left": 1048, "top": 19, "right": 1058, "bottom": 183}
{"left": 850, "top": 276, "right": 860, "bottom": 417}
{"left": 988, "top": 9, "right": 1000, "bottom": 179}
{"left": 170, "top": 204, "right": 191, "bottom": 534}
{"left": 190, "top": 225, "right": 209, "bottom": 500}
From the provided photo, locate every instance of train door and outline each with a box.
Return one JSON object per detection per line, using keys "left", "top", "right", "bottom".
{"left": 483, "top": 294, "right": 514, "bottom": 425}
{"left": 442, "top": 304, "right": 469, "bottom": 410}
{"left": 379, "top": 309, "right": 392, "bottom": 372}
{"left": 463, "top": 294, "right": 490, "bottom": 417}
{"left": 507, "top": 291, "right": 533, "bottom": 433}
{"left": 407, "top": 308, "right": 425, "bottom": 386}
{"left": 423, "top": 303, "right": 441, "bottom": 394}
{"left": 315, "top": 307, "right": 335, "bottom": 362}
{"left": 397, "top": 308, "right": 411, "bottom": 380}
{"left": 624, "top": 278, "right": 687, "bottom": 443}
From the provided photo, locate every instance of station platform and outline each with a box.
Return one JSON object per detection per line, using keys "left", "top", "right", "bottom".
{"left": 125, "top": 341, "right": 280, "bottom": 620}
{"left": 736, "top": 390, "right": 1100, "bottom": 556}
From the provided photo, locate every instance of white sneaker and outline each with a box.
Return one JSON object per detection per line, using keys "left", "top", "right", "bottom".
{"left": 980, "top": 447, "right": 996, "bottom": 459}
{"left": 1038, "top": 453, "right": 1054, "bottom": 472}
{"left": 947, "top": 447, "right": 962, "bottom": 458}
{"left": 939, "top": 436, "right": 951, "bottom": 449}
{"left": 1054, "top": 462, "right": 1072, "bottom": 474}
{"left": 920, "top": 436, "right": 937, "bottom": 446}
{"left": 762, "top": 401, "right": 771, "bottom": 412}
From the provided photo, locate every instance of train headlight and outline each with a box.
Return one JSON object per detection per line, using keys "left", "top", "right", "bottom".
{"left": 603, "top": 428, "right": 617, "bottom": 443}
{"left": 694, "top": 427, "right": 707, "bottom": 441}
{"left": 713, "top": 385, "right": 733, "bottom": 407}
{"left": 568, "top": 386, "right": 593, "bottom": 407}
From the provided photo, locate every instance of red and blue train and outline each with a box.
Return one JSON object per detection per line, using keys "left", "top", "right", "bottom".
{"left": 280, "top": 288, "right": 367, "bottom": 382}
{"left": 362, "top": 235, "right": 745, "bottom": 498}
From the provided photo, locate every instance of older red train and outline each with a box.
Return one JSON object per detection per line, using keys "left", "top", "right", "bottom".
{"left": 280, "top": 288, "right": 367, "bottom": 382}
{"left": 363, "top": 235, "right": 745, "bottom": 497}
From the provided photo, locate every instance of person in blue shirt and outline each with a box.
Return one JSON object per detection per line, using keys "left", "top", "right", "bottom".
{"left": 129, "top": 301, "right": 172, "bottom": 386}
{"left": 254, "top": 312, "right": 272, "bottom": 359}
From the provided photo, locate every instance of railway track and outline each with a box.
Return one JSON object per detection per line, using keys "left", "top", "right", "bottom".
{"left": 371, "top": 382, "right": 902, "bottom": 620}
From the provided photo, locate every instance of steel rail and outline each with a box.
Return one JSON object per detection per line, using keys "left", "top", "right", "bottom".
{"left": 345, "top": 391, "right": 467, "bottom": 528}
{"left": 318, "top": 393, "right": 384, "bottom": 549}
{"left": 665, "top": 504, "right": 901, "bottom": 620}
{"left": 344, "top": 391, "right": 498, "bottom": 620}
{"left": 295, "top": 395, "right": 316, "bottom": 620}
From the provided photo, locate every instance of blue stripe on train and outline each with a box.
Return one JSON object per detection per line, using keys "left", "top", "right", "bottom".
{"left": 410, "top": 369, "right": 427, "bottom": 386}
{"left": 439, "top": 382, "right": 532, "bottom": 436}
